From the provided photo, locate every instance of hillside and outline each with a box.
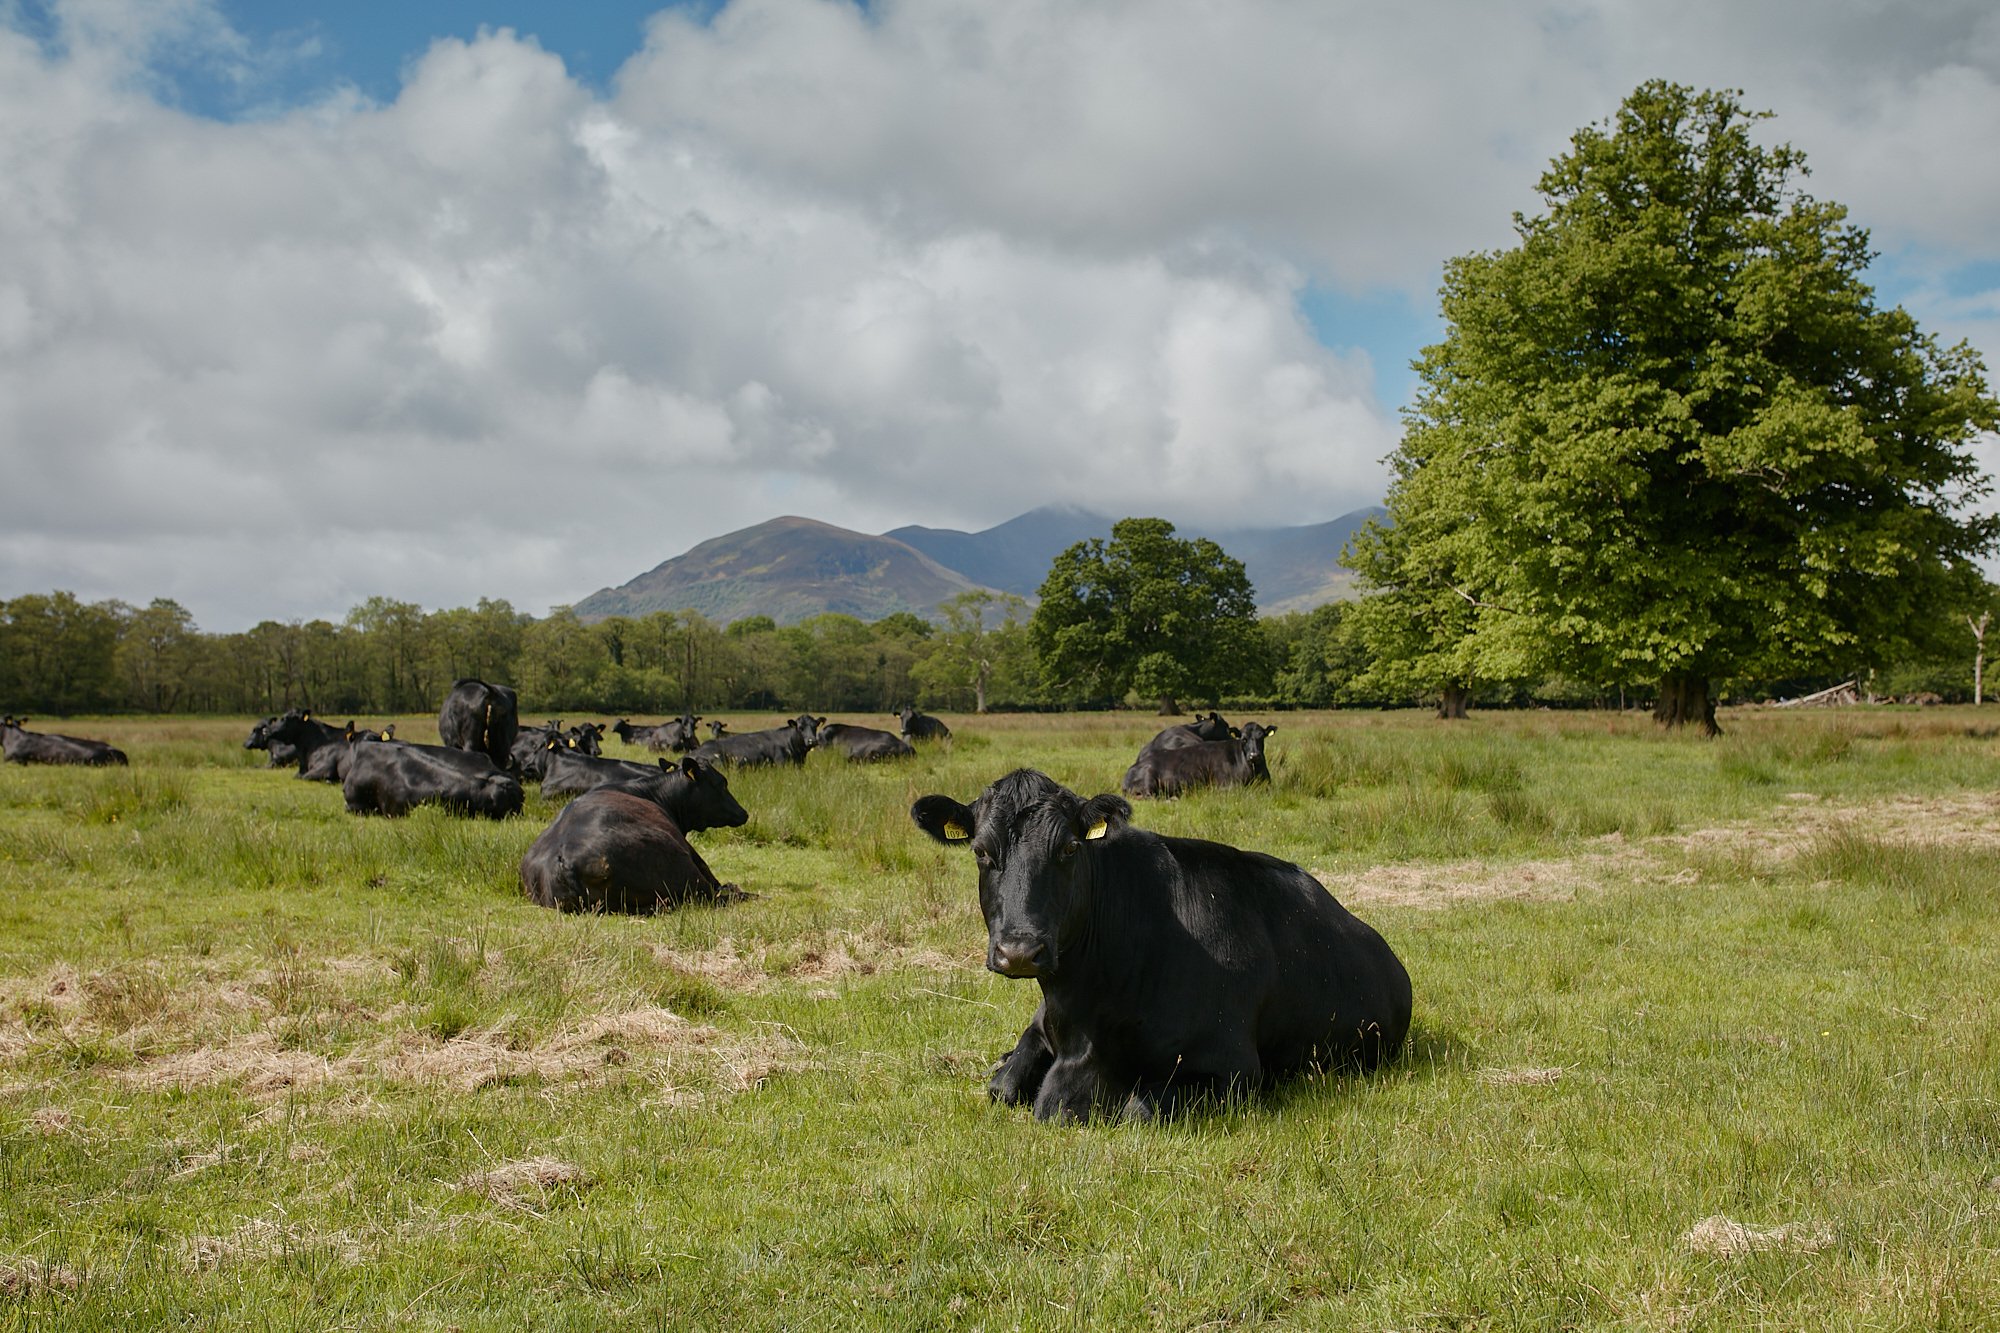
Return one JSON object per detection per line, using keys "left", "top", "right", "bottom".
{"left": 892, "top": 505, "right": 1384, "bottom": 611}
{"left": 575, "top": 505, "right": 1385, "bottom": 626}
{"left": 572, "top": 516, "right": 988, "bottom": 626}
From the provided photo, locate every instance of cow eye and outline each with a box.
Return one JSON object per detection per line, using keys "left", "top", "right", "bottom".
{"left": 1059, "top": 838, "right": 1080, "bottom": 859}
{"left": 973, "top": 847, "right": 993, "bottom": 868}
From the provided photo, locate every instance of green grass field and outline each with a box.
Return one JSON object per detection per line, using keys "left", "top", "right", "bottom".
{"left": 3, "top": 708, "right": 1998, "bottom": 1329}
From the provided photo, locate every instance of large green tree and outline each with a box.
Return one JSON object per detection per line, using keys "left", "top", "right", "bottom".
{"left": 1030, "top": 517, "right": 1259, "bottom": 714}
{"left": 1378, "top": 81, "right": 1997, "bottom": 734}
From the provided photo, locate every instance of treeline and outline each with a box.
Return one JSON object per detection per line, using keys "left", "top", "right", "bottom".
{"left": 3, "top": 586, "right": 1984, "bottom": 720}
{"left": 0, "top": 590, "right": 1040, "bottom": 718}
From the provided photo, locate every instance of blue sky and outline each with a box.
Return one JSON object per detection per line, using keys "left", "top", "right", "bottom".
{"left": 1, "top": 0, "right": 1994, "bottom": 628}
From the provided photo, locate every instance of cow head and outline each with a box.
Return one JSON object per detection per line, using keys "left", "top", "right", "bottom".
{"left": 912, "top": 769, "right": 1131, "bottom": 980}
{"left": 654, "top": 755, "right": 750, "bottom": 831}
{"left": 1238, "top": 722, "right": 1276, "bottom": 775}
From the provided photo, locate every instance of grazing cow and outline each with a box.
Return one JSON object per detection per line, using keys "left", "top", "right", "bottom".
{"left": 1122, "top": 722, "right": 1276, "bottom": 799}
{"left": 912, "top": 769, "right": 1410, "bottom": 1122}
{"left": 693, "top": 719, "right": 813, "bottom": 767}
{"left": 1, "top": 717, "right": 128, "bottom": 766}
{"left": 265, "top": 709, "right": 348, "bottom": 775}
{"left": 437, "top": 678, "right": 519, "bottom": 769}
{"left": 1138, "top": 710, "right": 1238, "bottom": 756}
{"left": 519, "top": 759, "right": 750, "bottom": 913}
{"left": 342, "top": 741, "right": 523, "bottom": 819}
{"left": 897, "top": 707, "right": 951, "bottom": 742}
{"left": 815, "top": 721, "right": 915, "bottom": 762}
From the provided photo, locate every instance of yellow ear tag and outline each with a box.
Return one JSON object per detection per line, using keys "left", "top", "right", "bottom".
{"left": 942, "top": 820, "right": 968, "bottom": 841}
{"left": 1084, "top": 820, "right": 1109, "bottom": 841}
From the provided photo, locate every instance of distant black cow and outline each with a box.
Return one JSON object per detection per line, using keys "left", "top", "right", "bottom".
{"left": 897, "top": 707, "right": 951, "bottom": 742}
{"left": 705, "top": 719, "right": 729, "bottom": 740}
{"left": 610, "top": 714, "right": 700, "bottom": 752}
{"left": 693, "top": 719, "right": 812, "bottom": 767}
{"left": 912, "top": 769, "right": 1409, "bottom": 1122}
{"left": 511, "top": 719, "right": 602, "bottom": 778}
{"left": 243, "top": 716, "right": 292, "bottom": 767}
{"left": 297, "top": 723, "right": 391, "bottom": 784}
{"left": 519, "top": 759, "right": 750, "bottom": 913}
{"left": 535, "top": 744, "right": 707, "bottom": 807}
{"left": 438, "top": 678, "right": 519, "bottom": 769}
{"left": 342, "top": 741, "right": 523, "bottom": 819}
{"left": 265, "top": 709, "right": 348, "bottom": 775}
{"left": 1, "top": 717, "right": 128, "bottom": 766}
{"left": 1138, "top": 710, "right": 1237, "bottom": 756}
{"left": 815, "top": 721, "right": 914, "bottom": 762}
{"left": 1122, "top": 722, "right": 1275, "bottom": 799}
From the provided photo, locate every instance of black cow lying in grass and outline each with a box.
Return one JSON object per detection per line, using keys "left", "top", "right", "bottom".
{"left": 264, "top": 709, "right": 348, "bottom": 775}
{"left": 1, "top": 717, "right": 128, "bottom": 766}
{"left": 540, "top": 740, "right": 736, "bottom": 816}
{"left": 1122, "top": 722, "right": 1275, "bottom": 798}
{"left": 1137, "top": 710, "right": 1237, "bottom": 756}
{"left": 897, "top": 707, "right": 951, "bottom": 742}
{"left": 693, "top": 718, "right": 813, "bottom": 767}
{"left": 343, "top": 741, "right": 523, "bottom": 819}
{"left": 912, "top": 769, "right": 1409, "bottom": 1122}
{"left": 611, "top": 714, "right": 700, "bottom": 752}
{"left": 811, "top": 720, "right": 914, "bottom": 762}
{"left": 297, "top": 722, "right": 393, "bottom": 783}
{"left": 519, "top": 759, "right": 749, "bottom": 913}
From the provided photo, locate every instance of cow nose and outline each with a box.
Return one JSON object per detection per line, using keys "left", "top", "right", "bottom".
{"left": 989, "top": 940, "right": 1047, "bottom": 978}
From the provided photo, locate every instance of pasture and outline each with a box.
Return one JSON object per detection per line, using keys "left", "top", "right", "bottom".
{"left": 2, "top": 707, "right": 1998, "bottom": 1329}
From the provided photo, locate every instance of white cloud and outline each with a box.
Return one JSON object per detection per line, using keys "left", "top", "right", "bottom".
{"left": 2, "top": 0, "right": 1996, "bottom": 627}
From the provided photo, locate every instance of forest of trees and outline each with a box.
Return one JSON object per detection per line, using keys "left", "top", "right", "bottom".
{"left": 1, "top": 577, "right": 1989, "bottom": 720}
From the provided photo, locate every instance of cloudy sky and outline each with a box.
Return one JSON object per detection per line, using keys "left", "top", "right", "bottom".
{"left": 3, "top": 0, "right": 1996, "bottom": 630}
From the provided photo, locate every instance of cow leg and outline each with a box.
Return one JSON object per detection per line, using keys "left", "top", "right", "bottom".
{"left": 1030, "top": 1055, "right": 1106, "bottom": 1123}
{"left": 988, "top": 1013, "right": 1055, "bottom": 1106}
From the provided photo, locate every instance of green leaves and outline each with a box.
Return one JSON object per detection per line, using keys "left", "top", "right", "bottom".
{"left": 1360, "top": 81, "right": 1999, "bottom": 722}
{"left": 1029, "top": 518, "right": 1261, "bottom": 709}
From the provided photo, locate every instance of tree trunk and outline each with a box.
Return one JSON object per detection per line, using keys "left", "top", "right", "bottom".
{"left": 1971, "top": 612, "right": 1989, "bottom": 706}
{"left": 1157, "top": 696, "right": 1180, "bottom": 716}
{"left": 1436, "top": 686, "right": 1471, "bottom": 720}
{"left": 1653, "top": 673, "right": 1720, "bottom": 737}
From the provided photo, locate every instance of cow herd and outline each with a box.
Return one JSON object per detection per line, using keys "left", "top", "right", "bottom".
{"left": 8, "top": 685, "right": 1412, "bottom": 1121}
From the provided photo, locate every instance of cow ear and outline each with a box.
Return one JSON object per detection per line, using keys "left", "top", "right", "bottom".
{"left": 680, "top": 756, "right": 700, "bottom": 779}
{"left": 1080, "top": 794, "right": 1131, "bottom": 841}
{"left": 911, "top": 795, "right": 976, "bottom": 844}
{"left": 1262, "top": 724, "right": 1277, "bottom": 736}
{"left": 546, "top": 737, "right": 560, "bottom": 750}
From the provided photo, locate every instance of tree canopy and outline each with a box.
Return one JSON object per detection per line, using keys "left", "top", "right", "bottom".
{"left": 1367, "top": 80, "right": 1998, "bottom": 733}
{"left": 1030, "top": 517, "right": 1260, "bottom": 713}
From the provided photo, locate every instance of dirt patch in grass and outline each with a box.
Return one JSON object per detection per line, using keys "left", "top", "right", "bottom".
{"left": 651, "top": 931, "right": 973, "bottom": 993}
{"left": 182, "top": 1218, "right": 363, "bottom": 1272}
{"left": 124, "top": 1032, "right": 358, "bottom": 1097}
{"left": 454, "top": 1157, "right": 588, "bottom": 1211}
{"left": 1671, "top": 792, "right": 2000, "bottom": 862}
{"left": 1683, "top": 1215, "right": 1834, "bottom": 1256}
{"left": 1316, "top": 794, "right": 2000, "bottom": 909}
{"left": 385, "top": 1004, "right": 806, "bottom": 1095}
{"left": 0, "top": 1257, "right": 81, "bottom": 1296}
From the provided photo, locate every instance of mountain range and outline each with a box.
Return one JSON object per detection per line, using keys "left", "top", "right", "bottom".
{"left": 572, "top": 505, "right": 1384, "bottom": 625}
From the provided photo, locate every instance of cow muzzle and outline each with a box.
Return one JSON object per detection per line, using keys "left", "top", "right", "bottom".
{"left": 988, "top": 938, "right": 1050, "bottom": 979}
